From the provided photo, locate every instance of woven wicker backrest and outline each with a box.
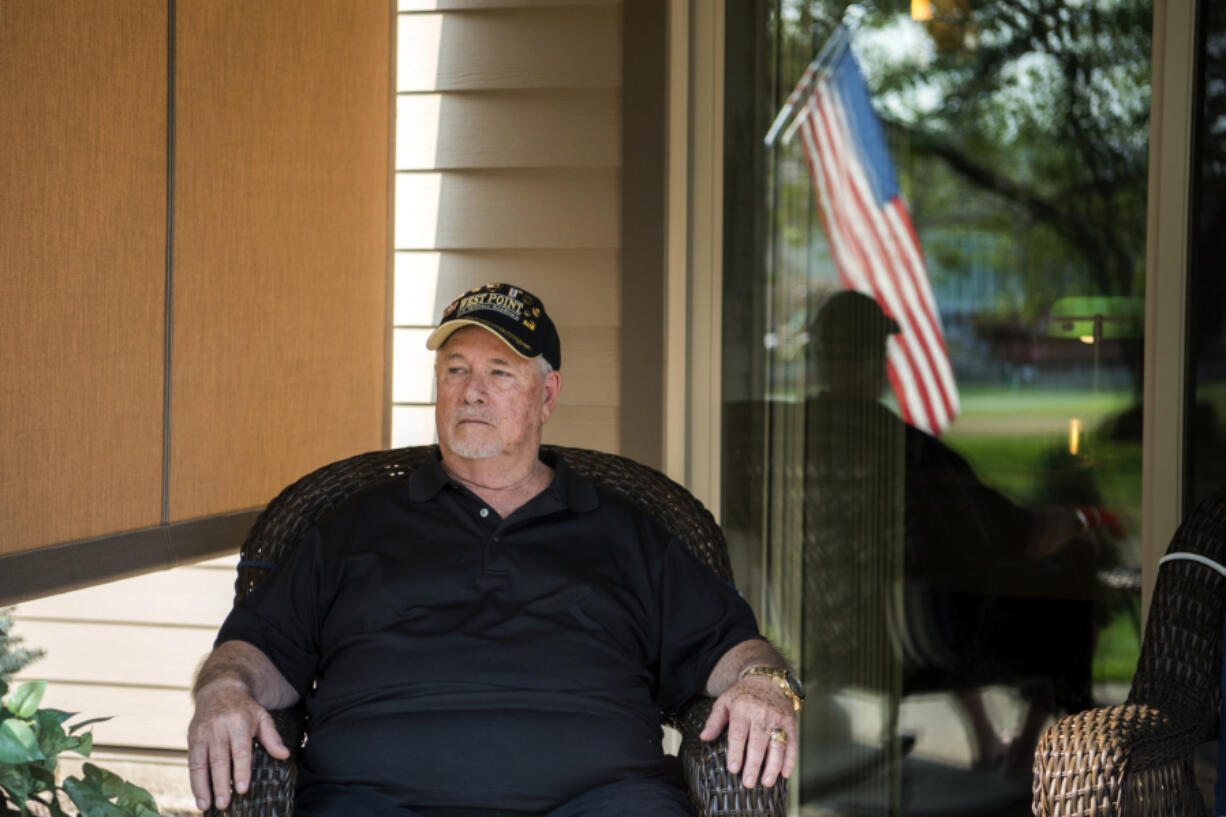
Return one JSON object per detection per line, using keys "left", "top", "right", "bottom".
{"left": 233, "top": 444, "right": 733, "bottom": 604}
{"left": 1126, "top": 486, "right": 1226, "bottom": 737}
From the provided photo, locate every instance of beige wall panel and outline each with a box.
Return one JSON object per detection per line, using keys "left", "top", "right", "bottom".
{"left": 196, "top": 554, "right": 241, "bottom": 569}
{"left": 0, "top": 2, "right": 167, "bottom": 556}
{"left": 13, "top": 621, "right": 213, "bottom": 690}
{"left": 395, "top": 170, "right": 619, "bottom": 249}
{"left": 555, "top": 327, "right": 619, "bottom": 407}
{"left": 401, "top": 1, "right": 615, "bottom": 10}
{"left": 15, "top": 565, "right": 236, "bottom": 628}
{"left": 171, "top": 1, "right": 390, "bottom": 522}
{"left": 542, "top": 405, "right": 618, "bottom": 451}
{"left": 397, "top": 6, "right": 621, "bottom": 92}
{"left": 396, "top": 89, "right": 620, "bottom": 169}
{"left": 395, "top": 250, "right": 619, "bottom": 327}
{"left": 24, "top": 684, "right": 190, "bottom": 751}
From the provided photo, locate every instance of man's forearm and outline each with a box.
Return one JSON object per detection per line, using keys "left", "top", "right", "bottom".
{"left": 194, "top": 640, "right": 300, "bottom": 711}
{"left": 704, "top": 637, "right": 790, "bottom": 697}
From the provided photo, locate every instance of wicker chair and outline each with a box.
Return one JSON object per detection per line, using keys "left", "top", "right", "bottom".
{"left": 205, "top": 444, "right": 787, "bottom": 817}
{"left": 1032, "top": 486, "right": 1226, "bottom": 816}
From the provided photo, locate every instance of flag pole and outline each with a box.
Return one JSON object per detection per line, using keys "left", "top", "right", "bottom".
{"left": 763, "top": 4, "right": 869, "bottom": 147}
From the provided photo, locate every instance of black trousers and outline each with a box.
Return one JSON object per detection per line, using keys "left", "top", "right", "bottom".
{"left": 294, "top": 777, "right": 697, "bottom": 817}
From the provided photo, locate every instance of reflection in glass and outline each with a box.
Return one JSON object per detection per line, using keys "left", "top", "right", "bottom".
{"left": 722, "top": 1, "right": 1150, "bottom": 814}
{"left": 1187, "top": 0, "right": 1226, "bottom": 512}
{"left": 803, "top": 291, "right": 1107, "bottom": 812}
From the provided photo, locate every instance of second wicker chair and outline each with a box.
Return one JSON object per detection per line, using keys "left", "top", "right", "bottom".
{"left": 1032, "top": 486, "right": 1226, "bottom": 816}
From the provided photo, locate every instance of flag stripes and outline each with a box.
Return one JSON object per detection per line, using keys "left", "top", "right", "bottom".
{"left": 794, "top": 46, "right": 959, "bottom": 434}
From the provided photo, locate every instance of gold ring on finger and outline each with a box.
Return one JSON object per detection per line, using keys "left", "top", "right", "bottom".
{"left": 769, "top": 726, "right": 787, "bottom": 745}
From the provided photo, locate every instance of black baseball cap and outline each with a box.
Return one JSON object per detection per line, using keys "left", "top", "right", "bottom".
{"left": 426, "top": 282, "right": 561, "bottom": 371}
{"left": 814, "top": 289, "right": 900, "bottom": 341}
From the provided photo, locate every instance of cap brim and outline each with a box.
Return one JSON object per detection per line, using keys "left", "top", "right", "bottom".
{"left": 425, "top": 319, "right": 536, "bottom": 360}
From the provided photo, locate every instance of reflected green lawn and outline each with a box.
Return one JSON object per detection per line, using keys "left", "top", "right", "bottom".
{"left": 941, "top": 385, "right": 1143, "bottom": 684}
{"left": 944, "top": 385, "right": 1142, "bottom": 522}
{"left": 1093, "top": 604, "right": 1143, "bottom": 682}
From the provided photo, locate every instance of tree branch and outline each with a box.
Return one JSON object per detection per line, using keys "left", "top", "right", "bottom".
{"left": 885, "top": 118, "right": 1119, "bottom": 291}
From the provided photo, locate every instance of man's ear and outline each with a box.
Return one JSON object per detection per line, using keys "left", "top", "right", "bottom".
{"left": 540, "top": 369, "right": 562, "bottom": 424}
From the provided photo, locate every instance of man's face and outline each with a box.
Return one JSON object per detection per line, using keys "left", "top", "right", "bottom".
{"left": 434, "top": 326, "right": 560, "bottom": 462}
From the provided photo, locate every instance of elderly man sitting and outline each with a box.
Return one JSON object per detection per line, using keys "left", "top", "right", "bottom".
{"left": 187, "top": 283, "right": 802, "bottom": 817}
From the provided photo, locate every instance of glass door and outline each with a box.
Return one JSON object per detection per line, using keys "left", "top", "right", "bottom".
{"left": 722, "top": 1, "right": 1152, "bottom": 813}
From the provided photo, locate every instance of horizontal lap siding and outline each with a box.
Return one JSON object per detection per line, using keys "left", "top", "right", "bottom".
{"left": 394, "top": 170, "right": 619, "bottom": 248}
{"left": 15, "top": 621, "right": 217, "bottom": 691}
{"left": 393, "top": 249, "right": 619, "bottom": 322}
{"left": 12, "top": 557, "right": 237, "bottom": 752}
{"left": 14, "top": 557, "right": 238, "bottom": 627}
{"left": 394, "top": 1, "right": 623, "bottom": 452}
{"left": 396, "top": 7, "right": 620, "bottom": 91}
{"left": 18, "top": 685, "right": 197, "bottom": 752}
{"left": 396, "top": 89, "right": 620, "bottom": 169}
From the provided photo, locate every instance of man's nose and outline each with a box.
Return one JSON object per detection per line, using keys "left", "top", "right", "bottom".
{"left": 462, "top": 373, "right": 488, "bottom": 402}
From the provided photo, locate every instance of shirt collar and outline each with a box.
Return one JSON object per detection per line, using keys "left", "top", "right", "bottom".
{"left": 540, "top": 448, "right": 599, "bottom": 512}
{"left": 407, "top": 446, "right": 599, "bottom": 513}
{"left": 406, "top": 450, "right": 450, "bottom": 502}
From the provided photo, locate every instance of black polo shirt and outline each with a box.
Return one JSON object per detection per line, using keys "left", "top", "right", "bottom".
{"left": 217, "top": 452, "right": 760, "bottom": 812}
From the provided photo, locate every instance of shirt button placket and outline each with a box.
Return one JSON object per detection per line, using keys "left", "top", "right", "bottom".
{"left": 486, "top": 531, "right": 503, "bottom": 576}
{"left": 478, "top": 508, "right": 504, "bottom": 577}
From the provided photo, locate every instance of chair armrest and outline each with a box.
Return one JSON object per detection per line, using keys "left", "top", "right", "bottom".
{"left": 204, "top": 707, "right": 303, "bottom": 817}
{"left": 678, "top": 697, "right": 788, "bottom": 817}
{"left": 1032, "top": 703, "right": 1207, "bottom": 816}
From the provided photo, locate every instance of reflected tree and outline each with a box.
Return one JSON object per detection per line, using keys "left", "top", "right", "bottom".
{"left": 777, "top": 0, "right": 1152, "bottom": 375}
{"left": 863, "top": 0, "right": 1148, "bottom": 300}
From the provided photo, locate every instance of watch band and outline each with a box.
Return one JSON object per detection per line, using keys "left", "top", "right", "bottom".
{"left": 741, "top": 666, "right": 805, "bottom": 712}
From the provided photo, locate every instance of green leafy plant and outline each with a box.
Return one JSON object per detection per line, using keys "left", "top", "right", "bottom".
{"left": 0, "top": 679, "right": 158, "bottom": 817}
{"left": 0, "top": 609, "right": 44, "bottom": 685}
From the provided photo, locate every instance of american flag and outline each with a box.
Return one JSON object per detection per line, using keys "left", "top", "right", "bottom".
{"left": 792, "top": 42, "right": 959, "bottom": 434}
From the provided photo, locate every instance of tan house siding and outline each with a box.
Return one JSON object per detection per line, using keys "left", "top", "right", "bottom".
{"left": 11, "top": 556, "right": 236, "bottom": 809}
{"left": 11, "top": 557, "right": 233, "bottom": 751}
{"left": 391, "top": 1, "right": 623, "bottom": 453}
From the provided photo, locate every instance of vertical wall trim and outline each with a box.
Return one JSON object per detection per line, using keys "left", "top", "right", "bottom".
{"left": 384, "top": 0, "right": 397, "bottom": 450}
{"left": 1141, "top": 0, "right": 1197, "bottom": 623}
{"left": 162, "top": 0, "right": 177, "bottom": 526}
{"left": 685, "top": 0, "right": 725, "bottom": 515}
{"left": 664, "top": 0, "right": 690, "bottom": 484}
{"left": 621, "top": 0, "right": 668, "bottom": 471}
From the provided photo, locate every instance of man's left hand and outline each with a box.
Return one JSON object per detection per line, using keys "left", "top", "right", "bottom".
{"left": 699, "top": 675, "right": 798, "bottom": 789}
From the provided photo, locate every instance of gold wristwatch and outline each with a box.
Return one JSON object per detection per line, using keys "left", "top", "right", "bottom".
{"left": 741, "top": 666, "right": 805, "bottom": 712}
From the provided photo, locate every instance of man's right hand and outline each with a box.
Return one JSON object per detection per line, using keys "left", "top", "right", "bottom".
{"left": 187, "top": 677, "right": 291, "bottom": 812}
